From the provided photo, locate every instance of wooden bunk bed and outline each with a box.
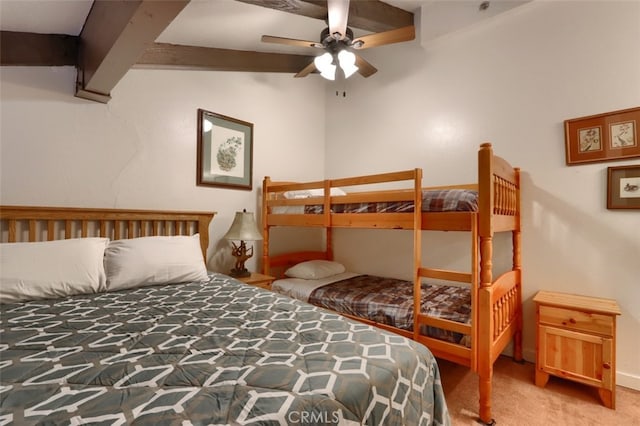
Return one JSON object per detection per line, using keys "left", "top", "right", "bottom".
{"left": 261, "top": 142, "right": 522, "bottom": 425}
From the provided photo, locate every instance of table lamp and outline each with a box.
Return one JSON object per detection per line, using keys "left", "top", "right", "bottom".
{"left": 223, "top": 209, "right": 263, "bottom": 278}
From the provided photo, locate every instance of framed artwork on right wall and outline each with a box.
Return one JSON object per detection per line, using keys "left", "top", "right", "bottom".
{"left": 564, "top": 107, "right": 640, "bottom": 165}
{"left": 607, "top": 164, "right": 640, "bottom": 209}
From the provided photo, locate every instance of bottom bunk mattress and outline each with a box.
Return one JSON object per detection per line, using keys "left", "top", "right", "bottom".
{"left": 273, "top": 274, "right": 472, "bottom": 344}
{"left": 0, "top": 273, "right": 449, "bottom": 426}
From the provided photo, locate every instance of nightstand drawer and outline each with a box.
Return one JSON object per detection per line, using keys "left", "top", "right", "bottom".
{"left": 539, "top": 305, "right": 614, "bottom": 336}
{"left": 237, "top": 273, "right": 275, "bottom": 291}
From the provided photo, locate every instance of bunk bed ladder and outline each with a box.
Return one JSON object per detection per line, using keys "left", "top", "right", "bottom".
{"left": 414, "top": 218, "right": 478, "bottom": 368}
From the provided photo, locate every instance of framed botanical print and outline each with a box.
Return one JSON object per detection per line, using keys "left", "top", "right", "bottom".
{"left": 197, "top": 109, "right": 253, "bottom": 190}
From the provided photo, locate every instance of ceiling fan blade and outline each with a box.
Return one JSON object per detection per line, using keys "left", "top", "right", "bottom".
{"left": 327, "top": 0, "right": 349, "bottom": 40}
{"left": 294, "top": 61, "right": 317, "bottom": 78}
{"left": 261, "top": 35, "right": 321, "bottom": 49}
{"left": 352, "top": 25, "right": 416, "bottom": 50}
{"left": 355, "top": 54, "right": 377, "bottom": 78}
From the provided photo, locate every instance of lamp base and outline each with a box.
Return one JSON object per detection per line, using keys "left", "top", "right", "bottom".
{"left": 229, "top": 268, "right": 251, "bottom": 278}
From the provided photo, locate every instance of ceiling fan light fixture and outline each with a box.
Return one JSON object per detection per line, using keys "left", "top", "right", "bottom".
{"left": 314, "top": 52, "right": 336, "bottom": 80}
{"left": 338, "top": 50, "right": 359, "bottom": 78}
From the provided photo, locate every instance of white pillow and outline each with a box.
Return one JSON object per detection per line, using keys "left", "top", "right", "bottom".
{"left": 285, "top": 260, "right": 346, "bottom": 280}
{"left": 283, "top": 188, "right": 347, "bottom": 199}
{"left": 0, "top": 238, "right": 109, "bottom": 303}
{"left": 104, "top": 234, "right": 208, "bottom": 291}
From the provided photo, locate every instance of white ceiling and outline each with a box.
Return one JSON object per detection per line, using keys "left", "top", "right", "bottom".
{"left": 0, "top": 0, "right": 530, "bottom": 56}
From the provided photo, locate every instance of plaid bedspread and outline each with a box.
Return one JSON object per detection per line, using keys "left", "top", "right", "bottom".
{"left": 308, "top": 275, "right": 471, "bottom": 343}
{"left": 0, "top": 273, "right": 450, "bottom": 425}
{"left": 304, "top": 189, "right": 478, "bottom": 214}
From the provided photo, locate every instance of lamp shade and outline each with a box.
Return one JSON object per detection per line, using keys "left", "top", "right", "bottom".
{"left": 223, "top": 211, "right": 263, "bottom": 241}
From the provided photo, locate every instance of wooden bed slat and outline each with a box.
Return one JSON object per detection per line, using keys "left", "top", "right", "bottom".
{"left": 28, "top": 220, "right": 36, "bottom": 241}
{"left": 8, "top": 219, "right": 16, "bottom": 242}
{"left": 419, "top": 267, "right": 472, "bottom": 283}
{"left": 331, "top": 169, "right": 419, "bottom": 187}
{"left": 331, "top": 213, "right": 415, "bottom": 229}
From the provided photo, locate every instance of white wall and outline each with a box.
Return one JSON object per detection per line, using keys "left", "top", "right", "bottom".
{"left": 325, "top": 1, "right": 640, "bottom": 389}
{"left": 0, "top": 67, "right": 326, "bottom": 272}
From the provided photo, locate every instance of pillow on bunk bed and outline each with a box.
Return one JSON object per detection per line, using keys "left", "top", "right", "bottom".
{"left": 0, "top": 237, "right": 109, "bottom": 303}
{"left": 104, "top": 234, "right": 208, "bottom": 291}
{"left": 284, "top": 188, "right": 347, "bottom": 199}
{"left": 285, "top": 260, "right": 346, "bottom": 280}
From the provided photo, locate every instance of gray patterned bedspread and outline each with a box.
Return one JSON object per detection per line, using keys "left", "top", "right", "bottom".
{"left": 303, "top": 189, "right": 478, "bottom": 214}
{"left": 0, "top": 273, "right": 449, "bottom": 425}
{"left": 308, "top": 276, "right": 471, "bottom": 344}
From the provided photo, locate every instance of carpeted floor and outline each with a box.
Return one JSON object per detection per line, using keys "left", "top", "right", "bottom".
{"left": 437, "top": 356, "right": 640, "bottom": 425}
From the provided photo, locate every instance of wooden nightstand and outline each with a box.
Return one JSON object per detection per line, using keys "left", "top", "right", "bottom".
{"left": 533, "top": 290, "right": 621, "bottom": 409}
{"left": 236, "top": 272, "right": 275, "bottom": 291}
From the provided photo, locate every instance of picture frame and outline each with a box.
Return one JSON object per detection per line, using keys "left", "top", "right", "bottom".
{"left": 607, "top": 164, "right": 640, "bottom": 210}
{"left": 197, "top": 109, "right": 253, "bottom": 190}
{"left": 564, "top": 106, "right": 640, "bottom": 165}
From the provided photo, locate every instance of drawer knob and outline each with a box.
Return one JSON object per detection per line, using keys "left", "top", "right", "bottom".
{"left": 603, "top": 363, "right": 611, "bottom": 370}
{"left": 568, "top": 318, "right": 577, "bottom": 324}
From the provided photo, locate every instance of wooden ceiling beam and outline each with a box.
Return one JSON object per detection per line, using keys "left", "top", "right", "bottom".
{"left": 347, "top": 1, "right": 414, "bottom": 32}
{"left": 236, "top": 0, "right": 413, "bottom": 32}
{"left": 77, "top": 0, "right": 190, "bottom": 103}
{"left": 135, "top": 43, "right": 314, "bottom": 73}
{"left": 0, "top": 31, "right": 78, "bottom": 66}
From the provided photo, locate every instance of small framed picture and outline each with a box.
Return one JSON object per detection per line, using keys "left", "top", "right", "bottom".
{"left": 196, "top": 109, "right": 253, "bottom": 190}
{"left": 610, "top": 121, "right": 636, "bottom": 148}
{"left": 578, "top": 126, "right": 602, "bottom": 152}
{"left": 607, "top": 164, "right": 640, "bottom": 209}
{"left": 564, "top": 107, "right": 640, "bottom": 165}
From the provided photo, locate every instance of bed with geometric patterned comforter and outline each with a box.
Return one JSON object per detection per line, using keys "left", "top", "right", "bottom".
{"left": 0, "top": 273, "right": 450, "bottom": 425}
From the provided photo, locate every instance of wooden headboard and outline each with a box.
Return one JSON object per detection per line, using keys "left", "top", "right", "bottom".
{"left": 0, "top": 206, "right": 216, "bottom": 259}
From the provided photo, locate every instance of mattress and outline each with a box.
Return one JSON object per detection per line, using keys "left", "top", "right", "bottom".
{"left": 273, "top": 189, "right": 478, "bottom": 214}
{"left": 274, "top": 274, "right": 471, "bottom": 344}
{"left": 0, "top": 273, "right": 450, "bottom": 425}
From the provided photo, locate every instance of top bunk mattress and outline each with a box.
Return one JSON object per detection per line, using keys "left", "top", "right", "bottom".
{"left": 273, "top": 189, "right": 478, "bottom": 214}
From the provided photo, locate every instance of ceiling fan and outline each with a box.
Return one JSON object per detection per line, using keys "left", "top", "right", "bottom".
{"left": 261, "top": 0, "right": 415, "bottom": 80}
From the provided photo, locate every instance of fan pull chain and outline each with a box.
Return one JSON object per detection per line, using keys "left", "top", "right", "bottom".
{"left": 338, "top": 79, "right": 347, "bottom": 98}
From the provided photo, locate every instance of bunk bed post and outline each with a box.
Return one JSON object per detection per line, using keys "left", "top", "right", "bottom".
{"left": 326, "top": 180, "right": 334, "bottom": 261}
{"left": 262, "top": 176, "right": 271, "bottom": 275}
{"left": 470, "top": 214, "right": 479, "bottom": 373}
{"left": 478, "top": 142, "right": 495, "bottom": 425}
{"left": 412, "top": 168, "right": 422, "bottom": 341}
{"left": 513, "top": 167, "right": 523, "bottom": 362}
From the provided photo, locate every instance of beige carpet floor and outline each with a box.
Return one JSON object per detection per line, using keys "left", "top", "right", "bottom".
{"left": 437, "top": 356, "right": 640, "bottom": 425}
